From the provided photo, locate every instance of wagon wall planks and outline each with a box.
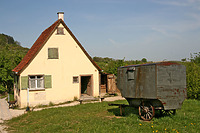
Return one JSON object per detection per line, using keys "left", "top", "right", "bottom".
{"left": 117, "top": 62, "right": 186, "bottom": 110}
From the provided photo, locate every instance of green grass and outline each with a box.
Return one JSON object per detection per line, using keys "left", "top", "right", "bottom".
{"left": 6, "top": 99, "right": 200, "bottom": 133}
{"left": 0, "top": 94, "right": 14, "bottom": 100}
{"left": 8, "top": 94, "right": 14, "bottom": 101}
{"left": 0, "top": 94, "right": 7, "bottom": 99}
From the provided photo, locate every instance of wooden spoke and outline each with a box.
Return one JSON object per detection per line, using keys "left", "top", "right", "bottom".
{"left": 139, "top": 103, "right": 155, "bottom": 121}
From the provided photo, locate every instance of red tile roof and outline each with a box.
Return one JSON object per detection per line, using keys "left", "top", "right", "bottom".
{"left": 12, "top": 19, "right": 101, "bottom": 73}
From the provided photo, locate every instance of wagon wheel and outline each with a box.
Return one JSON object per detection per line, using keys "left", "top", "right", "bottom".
{"left": 160, "top": 109, "right": 176, "bottom": 116}
{"left": 139, "top": 103, "right": 155, "bottom": 121}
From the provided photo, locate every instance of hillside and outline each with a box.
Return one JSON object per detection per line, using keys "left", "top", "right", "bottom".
{"left": 0, "top": 33, "right": 199, "bottom": 100}
{"left": 0, "top": 33, "right": 29, "bottom": 55}
{"left": 0, "top": 33, "right": 29, "bottom": 93}
{"left": 93, "top": 56, "right": 148, "bottom": 75}
{"left": 0, "top": 33, "right": 148, "bottom": 94}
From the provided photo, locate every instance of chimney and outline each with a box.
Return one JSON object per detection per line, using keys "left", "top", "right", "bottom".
{"left": 57, "top": 12, "right": 64, "bottom": 21}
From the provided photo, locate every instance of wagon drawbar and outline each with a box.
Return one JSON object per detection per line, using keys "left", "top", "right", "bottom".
{"left": 110, "top": 62, "right": 187, "bottom": 121}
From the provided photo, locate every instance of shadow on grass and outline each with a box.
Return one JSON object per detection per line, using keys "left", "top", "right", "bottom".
{"left": 108, "top": 106, "right": 175, "bottom": 120}
{"left": 154, "top": 110, "right": 176, "bottom": 119}
{"left": 107, "top": 106, "right": 139, "bottom": 117}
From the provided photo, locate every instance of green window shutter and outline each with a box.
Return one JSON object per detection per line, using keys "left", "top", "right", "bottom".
{"left": 44, "top": 75, "right": 52, "bottom": 88}
{"left": 48, "top": 48, "right": 58, "bottom": 59}
{"left": 21, "top": 76, "right": 28, "bottom": 90}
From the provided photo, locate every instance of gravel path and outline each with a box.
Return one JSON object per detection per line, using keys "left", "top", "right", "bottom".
{"left": 0, "top": 96, "right": 125, "bottom": 132}
{"left": 104, "top": 96, "right": 125, "bottom": 101}
{"left": 34, "top": 96, "right": 125, "bottom": 111}
{"left": 0, "top": 98, "right": 12, "bottom": 120}
{"left": 0, "top": 98, "right": 25, "bottom": 120}
{"left": 0, "top": 98, "right": 25, "bottom": 133}
{"left": 0, "top": 98, "right": 11, "bottom": 133}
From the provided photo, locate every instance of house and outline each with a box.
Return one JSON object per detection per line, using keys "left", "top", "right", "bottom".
{"left": 12, "top": 12, "right": 102, "bottom": 108}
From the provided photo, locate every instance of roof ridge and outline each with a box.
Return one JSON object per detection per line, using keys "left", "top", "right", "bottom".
{"left": 12, "top": 19, "right": 101, "bottom": 73}
{"left": 12, "top": 19, "right": 61, "bottom": 73}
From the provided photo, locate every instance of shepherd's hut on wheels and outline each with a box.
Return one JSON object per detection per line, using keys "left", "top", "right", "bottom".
{"left": 116, "top": 62, "right": 187, "bottom": 121}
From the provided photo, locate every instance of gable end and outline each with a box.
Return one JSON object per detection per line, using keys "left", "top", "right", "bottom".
{"left": 12, "top": 19, "right": 101, "bottom": 74}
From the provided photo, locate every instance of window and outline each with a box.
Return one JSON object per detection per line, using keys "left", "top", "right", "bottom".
{"left": 127, "top": 70, "right": 135, "bottom": 80}
{"left": 57, "top": 27, "right": 64, "bottom": 35}
{"left": 20, "top": 75, "right": 52, "bottom": 90}
{"left": 29, "top": 75, "right": 44, "bottom": 90}
{"left": 127, "top": 67, "right": 135, "bottom": 80}
{"left": 48, "top": 48, "right": 59, "bottom": 59}
{"left": 73, "top": 76, "right": 79, "bottom": 83}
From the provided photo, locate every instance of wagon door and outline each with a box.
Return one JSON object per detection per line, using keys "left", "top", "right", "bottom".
{"left": 126, "top": 67, "right": 136, "bottom": 97}
{"left": 118, "top": 67, "right": 135, "bottom": 98}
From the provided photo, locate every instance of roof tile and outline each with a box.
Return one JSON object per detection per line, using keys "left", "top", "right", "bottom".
{"left": 12, "top": 19, "right": 101, "bottom": 73}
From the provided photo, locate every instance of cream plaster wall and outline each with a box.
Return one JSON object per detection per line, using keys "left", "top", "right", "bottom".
{"left": 18, "top": 23, "right": 99, "bottom": 107}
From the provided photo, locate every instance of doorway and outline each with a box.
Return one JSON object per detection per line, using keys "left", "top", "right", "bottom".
{"left": 81, "top": 76, "right": 92, "bottom": 96}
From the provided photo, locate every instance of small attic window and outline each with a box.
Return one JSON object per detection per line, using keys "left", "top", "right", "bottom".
{"left": 48, "top": 48, "right": 59, "bottom": 59}
{"left": 57, "top": 27, "right": 64, "bottom": 35}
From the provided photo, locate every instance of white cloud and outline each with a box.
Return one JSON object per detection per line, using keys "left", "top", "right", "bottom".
{"left": 152, "top": 0, "right": 200, "bottom": 10}
{"left": 151, "top": 27, "right": 168, "bottom": 35}
{"left": 108, "top": 38, "right": 120, "bottom": 48}
{"left": 150, "top": 26, "right": 181, "bottom": 40}
{"left": 152, "top": 0, "right": 187, "bottom": 6}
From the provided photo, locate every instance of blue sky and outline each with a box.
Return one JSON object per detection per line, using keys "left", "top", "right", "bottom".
{"left": 0, "top": 0, "right": 200, "bottom": 61}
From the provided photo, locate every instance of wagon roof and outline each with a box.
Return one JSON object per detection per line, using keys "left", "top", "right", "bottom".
{"left": 119, "top": 62, "right": 180, "bottom": 68}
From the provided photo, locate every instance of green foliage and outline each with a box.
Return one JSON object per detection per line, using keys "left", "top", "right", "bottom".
{"left": 104, "top": 59, "right": 125, "bottom": 76}
{"left": 73, "top": 96, "right": 78, "bottom": 101}
{"left": 7, "top": 93, "right": 14, "bottom": 101}
{"left": 181, "top": 53, "right": 200, "bottom": 100}
{"left": 93, "top": 57, "right": 148, "bottom": 75}
{"left": 0, "top": 34, "right": 13, "bottom": 45}
{"left": 190, "top": 52, "right": 200, "bottom": 64}
{"left": 141, "top": 58, "right": 147, "bottom": 63}
{"left": 6, "top": 100, "right": 200, "bottom": 132}
{"left": 184, "top": 62, "right": 200, "bottom": 99}
{"left": 0, "top": 33, "right": 29, "bottom": 94}
{"left": 49, "top": 101, "right": 54, "bottom": 106}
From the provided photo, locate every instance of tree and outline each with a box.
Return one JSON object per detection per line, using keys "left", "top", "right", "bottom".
{"left": 104, "top": 59, "right": 125, "bottom": 76}
{"left": 181, "top": 52, "right": 200, "bottom": 100}
{"left": 190, "top": 52, "right": 200, "bottom": 64}
{"left": 183, "top": 62, "right": 200, "bottom": 99}
{"left": 0, "top": 47, "right": 13, "bottom": 93}
{"left": 0, "top": 34, "right": 29, "bottom": 94}
{"left": 181, "top": 58, "right": 186, "bottom": 62}
{"left": 141, "top": 58, "right": 147, "bottom": 63}
{"left": 94, "top": 56, "right": 150, "bottom": 75}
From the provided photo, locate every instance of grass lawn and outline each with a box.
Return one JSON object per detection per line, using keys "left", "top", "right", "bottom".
{"left": 6, "top": 99, "right": 200, "bottom": 133}
{"left": 7, "top": 93, "right": 14, "bottom": 101}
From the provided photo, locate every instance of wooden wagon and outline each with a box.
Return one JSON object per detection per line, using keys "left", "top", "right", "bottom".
{"left": 116, "top": 62, "right": 187, "bottom": 121}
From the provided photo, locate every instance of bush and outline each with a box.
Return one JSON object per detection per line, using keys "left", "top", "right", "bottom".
{"left": 182, "top": 62, "right": 200, "bottom": 100}
{"left": 73, "top": 96, "right": 78, "bottom": 101}
{"left": 182, "top": 52, "right": 200, "bottom": 100}
{"left": 49, "top": 101, "right": 54, "bottom": 106}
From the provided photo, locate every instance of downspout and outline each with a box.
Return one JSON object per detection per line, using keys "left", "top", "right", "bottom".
{"left": 99, "top": 72, "right": 101, "bottom": 97}
{"left": 26, "top": 87, "right": 30, "bottom": 111}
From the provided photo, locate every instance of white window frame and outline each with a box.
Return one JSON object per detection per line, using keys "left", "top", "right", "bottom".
{"left": 29, "top": 75, "right": 44, "bottom": 90}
